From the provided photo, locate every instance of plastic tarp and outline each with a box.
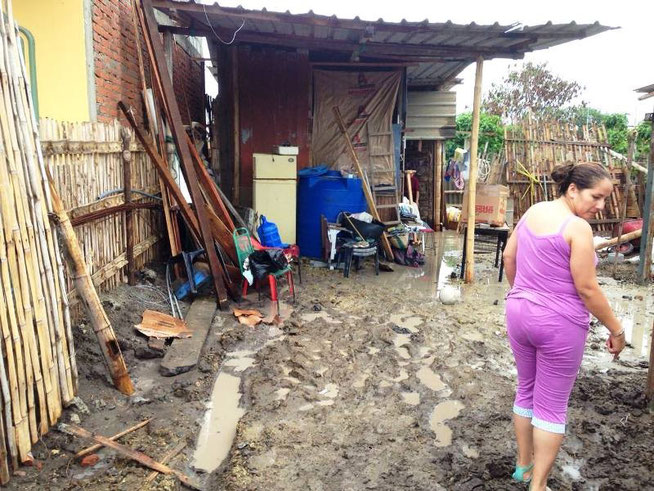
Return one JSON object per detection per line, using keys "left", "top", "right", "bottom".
{"left": 312, "top": 70, "right": 401, "bottom": 186}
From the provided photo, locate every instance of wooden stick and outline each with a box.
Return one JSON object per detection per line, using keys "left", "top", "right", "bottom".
{"left": 74, "top": 418, "right": 152, "bottom": 459}
{"left": 122, "top": 129, "right": 136, "bottom": 285}
{"left": 48, "top": 176, "right": 135, "bottom": 395}
{"left": 464, "top": 57, "right": 484, "bottom": 284}
{"left": 638, "top": 118, "right": 654, "bottom": 283}
{"left": 141, "top": 441, "right": 186, "bottom": 488}
{"left": 59, "top": 424, "right": 200, "bottom": 490}
{"left": 612, "top": 134, "right": 636, "bottom": 277}
{"left": 594, "top": 229, "right": 642, "bottom": 250}
{"left": 332, "top": 106, "right": 393, "bottom": 259}
{"left": 433, "top": 141, "right": 443, "bottom": 230}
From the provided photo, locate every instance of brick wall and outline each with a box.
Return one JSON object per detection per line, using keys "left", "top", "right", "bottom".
{"left": 173, "top": 42, "right": 205, "bottom": 125}
{"left": 92, "top": 0, "right": 204, "bottom": 126}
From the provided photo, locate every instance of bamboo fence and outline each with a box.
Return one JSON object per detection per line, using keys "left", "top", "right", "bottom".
{"left": 0, "top": 0, "right": 78, "bottom": 481}
{"left": 0, "top": 1, "right": 164, "bottom": 481}
{"left": 40, "top": 119, "right": 163, "bottom": 309}
{"left": 503, "top": 119, "right": 641, "bottom": 231}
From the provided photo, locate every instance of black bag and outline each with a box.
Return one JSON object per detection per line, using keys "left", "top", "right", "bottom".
{"left": 340, "top": 214, "right": 385, "bottom": 241}
{"left": 248, "top": 249, "right": 289, "bottom": 280}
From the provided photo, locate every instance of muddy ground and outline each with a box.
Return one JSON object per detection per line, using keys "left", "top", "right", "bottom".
{"left": 7, "top": 235, "right": 653, "bottom": 490}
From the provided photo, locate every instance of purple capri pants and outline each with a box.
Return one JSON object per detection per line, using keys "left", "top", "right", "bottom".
{"left": 506, "top": 297, "right": 588, "bottom": 434}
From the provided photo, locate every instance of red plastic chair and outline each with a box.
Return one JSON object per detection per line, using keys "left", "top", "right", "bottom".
{"left": 234, "top": 228, "right": 295, "bottom": 310}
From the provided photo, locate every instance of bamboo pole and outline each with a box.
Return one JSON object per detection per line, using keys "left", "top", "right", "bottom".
{"left": 48, "top": 177, "right": 134, "bottom": 395}
{"left": 332, "top": 106, "right": 394, "bottom": 259}
{"left": 464, "top": 57, "right": 484, "bottom": 284}
{"left": 434, "top": 140, "right": 443, "bottom": 230}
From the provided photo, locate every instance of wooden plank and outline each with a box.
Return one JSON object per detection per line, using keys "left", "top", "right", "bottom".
{"left": 140, "top": 0, "right": 229, "bottom": 308}
{"left": 160, "top": 298, "right": 217, "bottom": 376}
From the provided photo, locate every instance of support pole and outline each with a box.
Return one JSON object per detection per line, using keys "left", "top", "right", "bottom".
{"left": 464, "top": 56, "right": 484, "bottom": 284}
{"left": 647, "top": 319, "right": 654, "bottom": 405}
{"left": 232, "top": 47, "right": 240, "bottom": 205}
{"left": 434, "top": 140, "right": 443, "bottom": 231}
{"left": 122, "top": 129, "right": 135, "bottom": 286}
{"left": 638, "top": 115, "right": 654, "bottom": 283}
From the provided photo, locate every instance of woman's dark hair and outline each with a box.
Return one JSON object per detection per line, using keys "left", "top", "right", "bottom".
{"left": 551, "top": 162, "right": 611, "bottom": 197}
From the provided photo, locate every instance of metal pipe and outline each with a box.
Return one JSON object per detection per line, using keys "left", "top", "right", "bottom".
{"left": 18, "top": 26, "right": 38, "bottom": 119}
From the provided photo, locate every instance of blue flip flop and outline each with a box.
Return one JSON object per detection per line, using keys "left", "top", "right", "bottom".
{"left": 512, "top": 463, "right": 533, "bottom": 483}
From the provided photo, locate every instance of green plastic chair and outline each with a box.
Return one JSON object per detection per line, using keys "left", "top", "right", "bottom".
{"left": 233, "top": 228, "right": 295, "bottom": 308}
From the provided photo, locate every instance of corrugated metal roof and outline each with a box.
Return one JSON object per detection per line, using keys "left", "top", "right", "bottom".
{"left": 636, "top": 83, "right": 654, "bottom": 100}
{"left": 152, "top": 0, "right": 613, "bottom": 88}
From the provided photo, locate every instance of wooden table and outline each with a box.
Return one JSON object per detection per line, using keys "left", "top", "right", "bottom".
{"left": 459, "top": 224, "right": 510, "bottom": 282}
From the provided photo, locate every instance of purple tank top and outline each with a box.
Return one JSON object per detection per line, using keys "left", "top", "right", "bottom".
{"left": 506, "top": 214, "right": 596, "bottom": 328}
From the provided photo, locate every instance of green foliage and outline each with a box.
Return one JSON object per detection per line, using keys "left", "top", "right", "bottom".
{"left": 446, "top": 112, "right": 504, "bottom": 158}
{"left": 557, "top": 105, "right": 651, "bottom": 159}
{"left": 635, "top": 121, "right": 652, "bottom": 159}
{"left": 483, "top": 62, "right": 584, "bottom": 122}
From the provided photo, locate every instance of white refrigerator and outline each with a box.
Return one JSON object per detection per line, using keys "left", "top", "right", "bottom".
{"left": 252, "top": 153, "right": 297, "bottom": 244}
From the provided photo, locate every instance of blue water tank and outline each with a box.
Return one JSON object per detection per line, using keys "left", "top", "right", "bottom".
{"left": 297, "top": 168, "right": 367, "bottom": 259}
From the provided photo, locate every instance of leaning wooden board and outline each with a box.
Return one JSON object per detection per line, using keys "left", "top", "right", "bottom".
{"left": 160, "top": 298, "right": 217, "bottom": 376}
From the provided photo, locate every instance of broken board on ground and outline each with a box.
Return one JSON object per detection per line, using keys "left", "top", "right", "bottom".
{"left": 160, "top": 298, "right": 217, "bottom": 376}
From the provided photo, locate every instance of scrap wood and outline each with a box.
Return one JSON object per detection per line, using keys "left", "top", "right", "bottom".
{"left": 233, "top": 308, "right": 263, "bottom": 317}
{"left": 58, "top": 423, "right": 200, "bottom": 490}
{"left": 594, "top": 229, "right": 642, "bottom": 250}
{"left": 138, "top": 0, "right": 229, "bottom": 308}
{"left": 141, "top": 441, "right": 187, "bottom": 489}
{"left": 48, "top": 176, "right": 135, "bottom": 396}
{"left": 74, "top": 418, "right": 152, "bottom": 459}
{"left": 238, "top": 315, "right": 263, "bottom": 327}
{"left": 135, "top": 310, "right": 192, "bottom": 339}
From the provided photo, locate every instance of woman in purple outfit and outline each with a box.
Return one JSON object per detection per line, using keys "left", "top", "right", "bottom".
{"left": 502, "top": 162, "right": 625, "bottom": 490}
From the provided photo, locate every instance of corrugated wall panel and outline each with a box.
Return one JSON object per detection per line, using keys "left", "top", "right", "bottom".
{"left": 237, "top": 45, "right": 311, "bottom": 206}
{"left": 405, "top": 90, "right": 456, "bottom": 140}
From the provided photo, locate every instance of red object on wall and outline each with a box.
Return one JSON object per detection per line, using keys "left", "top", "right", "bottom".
{"left": 237, "top": 45, "right": 311, "bottom": 206}
{"left": 92, "top": 0, "right": 204, "bottom": 124}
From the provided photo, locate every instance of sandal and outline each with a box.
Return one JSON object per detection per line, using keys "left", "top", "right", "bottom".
{"left": 512, "top": 462, "right": 533, "bottom": 482}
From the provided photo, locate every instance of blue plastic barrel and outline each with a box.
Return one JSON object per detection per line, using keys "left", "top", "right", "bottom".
{"left": 297, "top": 168, "right": 367, "bottom": 258}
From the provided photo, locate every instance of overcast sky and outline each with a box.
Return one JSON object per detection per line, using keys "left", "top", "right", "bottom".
{"left": 204, "top": 0, "right": 653, "bottom": 125}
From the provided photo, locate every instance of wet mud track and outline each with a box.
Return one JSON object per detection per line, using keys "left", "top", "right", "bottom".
{"left": 208, "top": 248, "right": 653, "bottom": 491}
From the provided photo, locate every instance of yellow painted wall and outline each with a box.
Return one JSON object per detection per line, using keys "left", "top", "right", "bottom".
{"left": 14, "top": 0, "right": 90, "bottom": 121}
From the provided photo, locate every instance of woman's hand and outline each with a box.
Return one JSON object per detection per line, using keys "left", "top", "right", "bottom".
{"left": 606, "top": 329, "right": 625, "bottom": 359}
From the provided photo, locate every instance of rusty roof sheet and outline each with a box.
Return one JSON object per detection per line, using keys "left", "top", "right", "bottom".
{"left": 153, "top": 0, "right": 613, "bottom": 88}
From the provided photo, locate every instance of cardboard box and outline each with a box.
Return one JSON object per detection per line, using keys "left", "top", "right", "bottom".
{"left": 461, "top": 184, "right": 509, "bottom": 226}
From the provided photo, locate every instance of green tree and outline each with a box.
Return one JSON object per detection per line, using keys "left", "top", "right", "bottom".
{"left": 446, "top": 112, "right": 504, "bottom": 158}
{"left": 483, "top": 62, "right": 584, "bottom": 122}
{"left": 635, "top": 120, "right": 652, "bottom": 160}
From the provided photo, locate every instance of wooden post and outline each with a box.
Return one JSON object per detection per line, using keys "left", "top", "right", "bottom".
{"left": 647, "top": 319, "right": 654, "bottom": 404}
{"left": 638, "top": 116, "right": 654, "bottom": 283}
{"left": 434, "top": 140, "right": 443, "bottom": 231}
{"left": 464, "top": 57, "right": 484, "bottom": 284}
{"left": 232, "top": 47, "right": 240, "bottom": 205}
{"left": 140, "top": 0, "right": 229, "bottom": 308}
{"left": 405, "top": 170, "right": 414, "bottom": 203}
{"left": 47, "top": 178, "right": 135, "bottom": 396}
{"left": 121, "top": 129, "right": 135, "bottom": 285}
{"left": 612, "top": 133, "right": 635, "bottom": 278}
